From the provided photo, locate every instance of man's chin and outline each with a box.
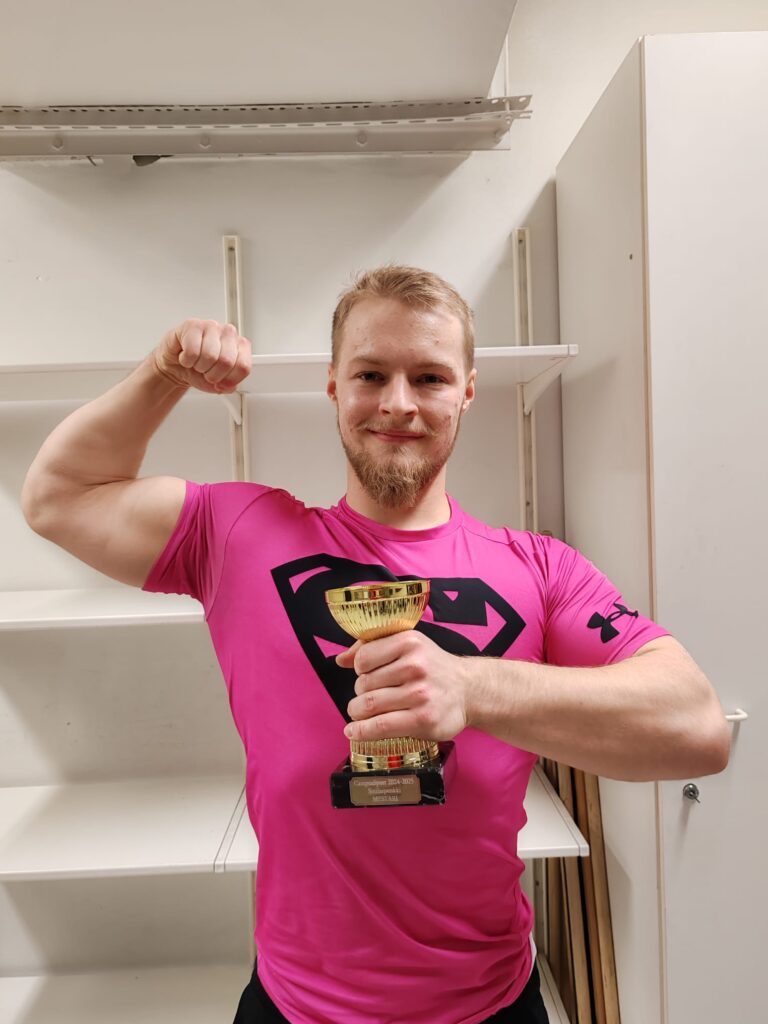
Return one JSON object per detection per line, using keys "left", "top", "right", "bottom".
{"left": 361, "top": 480, "right": 425, "bottom": 510}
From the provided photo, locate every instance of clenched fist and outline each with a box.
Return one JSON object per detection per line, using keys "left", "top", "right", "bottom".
{"left": 152, "top": 318, "right": 252, "bottom": 394}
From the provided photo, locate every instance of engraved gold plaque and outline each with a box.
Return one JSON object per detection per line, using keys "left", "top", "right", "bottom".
{"left": 349, "top": 775, "right": 422, "bottom": 807}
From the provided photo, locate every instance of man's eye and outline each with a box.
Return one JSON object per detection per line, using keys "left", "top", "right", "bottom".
{"left": 356, "top": 371, "right": 383, "bottom": 382}
{"left": 418, "top": 375, "right": 445, "bottom": 385}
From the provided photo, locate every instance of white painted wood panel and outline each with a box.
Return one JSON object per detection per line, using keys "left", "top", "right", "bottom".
{"left": 557, "top": 41, "right": 662, "bottom": 1024}
{"left": 0, "top": 395, "right": 231, "bottom": 592}
{"left": 559, "top": 30, "right": 767, "bottom": 1024}
{"left": 0, "top": 625, "right": 242, "bottom": 786}
{"left": 0, "top": 0, "right": 517, "bottom": 106}
{"left": 643, "top": 32, "right": 768, "bottom": 1024}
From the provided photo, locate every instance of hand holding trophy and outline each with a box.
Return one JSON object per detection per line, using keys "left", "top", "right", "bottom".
{"left": 325, "top": 579, "right": 456, "bottom": 808}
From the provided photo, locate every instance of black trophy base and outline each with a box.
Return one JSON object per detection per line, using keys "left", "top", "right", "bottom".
{"left": 330, "top": 742, "right": 455, "bottom": 809}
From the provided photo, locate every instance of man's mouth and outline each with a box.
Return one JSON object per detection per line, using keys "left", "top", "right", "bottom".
{"left": 366, "top": 429, "right": 425, "bottom": 442}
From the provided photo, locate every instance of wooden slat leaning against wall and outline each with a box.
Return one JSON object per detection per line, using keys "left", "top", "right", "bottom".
{"left": 540, "top": 758, "right": 619, "bottom": 1024}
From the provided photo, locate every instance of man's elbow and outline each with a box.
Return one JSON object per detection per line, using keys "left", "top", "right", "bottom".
{"left": 704, "top": 717, "right": 731, "bottom": 776}
{"left": 21, "top": 474, "right": 52, "bottom": 535}
{"left": 688, "top": 708, "right": 731, "bottom": 778}
{"left": 20, "top": 470, "right": 66, "bottom": 540}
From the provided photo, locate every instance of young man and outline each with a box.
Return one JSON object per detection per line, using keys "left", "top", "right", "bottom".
{"left": 22, "top": 266, "right": 730, "bottom": 1024}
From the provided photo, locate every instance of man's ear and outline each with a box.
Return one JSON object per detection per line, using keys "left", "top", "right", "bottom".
{"left": 462, "top": 368, "right": 477, "bottom": 412}
{"left": 327, "top": 363, "right": 337, "bottom": 403}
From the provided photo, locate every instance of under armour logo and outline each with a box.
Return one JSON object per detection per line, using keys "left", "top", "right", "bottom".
{"left": 587, "top": 602, "right": 639, "bottom": 643}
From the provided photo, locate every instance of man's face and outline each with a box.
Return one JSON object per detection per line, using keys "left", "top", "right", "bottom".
{"left": 327, "top": 297, "right": 476, "bottom": 508}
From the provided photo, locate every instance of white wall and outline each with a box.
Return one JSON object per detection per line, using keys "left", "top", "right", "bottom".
{"left": 2, "top": 0, "right": 768, "bottom": 992}
{"left": 3, "top": 1, "right": 768, "bottom": 537}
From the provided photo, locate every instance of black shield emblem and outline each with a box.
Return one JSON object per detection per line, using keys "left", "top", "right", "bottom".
{"left": 271, "top": 554, "right": 526, "bottom": 720}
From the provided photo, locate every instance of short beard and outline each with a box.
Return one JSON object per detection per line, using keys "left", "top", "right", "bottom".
{"left": 338, "top": 419, "right": 461, "bottom": 510}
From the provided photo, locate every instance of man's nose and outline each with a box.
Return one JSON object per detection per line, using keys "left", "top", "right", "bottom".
{"left": 379, "top": 375, "right": 418, "bottom": 417}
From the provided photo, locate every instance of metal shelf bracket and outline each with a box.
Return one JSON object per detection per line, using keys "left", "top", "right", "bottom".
{"left": 522, "top": 359, "right": 571, "bottom": 416}
{"left": 0, "top": 97, "right": 532, "bottom": 160}
{"left": 220, "top": 392, "right": 243, "bottom": 426}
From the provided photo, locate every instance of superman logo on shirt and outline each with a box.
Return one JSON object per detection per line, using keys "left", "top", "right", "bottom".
{"left": 271, "top": 554, "right": 526, "bottom": 721}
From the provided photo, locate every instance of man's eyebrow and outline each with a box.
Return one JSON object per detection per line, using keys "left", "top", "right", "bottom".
{"left": 348, "top": 354, "right": 386, "bottom": 366}
{"left": 348, "top": 354, "right": 457, "bottom": 374}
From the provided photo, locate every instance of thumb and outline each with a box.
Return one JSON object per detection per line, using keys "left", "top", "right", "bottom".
{"left": 335, "top": 639, "right": 362, "bottom": 668}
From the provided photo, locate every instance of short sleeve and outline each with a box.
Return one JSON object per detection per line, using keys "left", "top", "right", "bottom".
{"left": 142, "top": 480, "right": 271, "bottom": 614}
{"left": 541, "top": 536, "right": 670, "bottom": 667}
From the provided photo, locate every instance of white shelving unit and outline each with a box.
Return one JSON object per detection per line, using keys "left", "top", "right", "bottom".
{"left": 0, "top": 5, "right": 582, "bottom": 1017}
{"left": 0, "top": 343, "right": 581, "bottom": 1019}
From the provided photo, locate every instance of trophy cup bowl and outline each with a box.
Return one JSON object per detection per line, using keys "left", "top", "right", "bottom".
{"left": 325, "top": 580, "right": 455, "bottom": 808}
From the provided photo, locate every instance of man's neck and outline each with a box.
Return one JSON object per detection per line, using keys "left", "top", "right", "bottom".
{"left": 344, "top": 473, "right": 451, "bottom": 530}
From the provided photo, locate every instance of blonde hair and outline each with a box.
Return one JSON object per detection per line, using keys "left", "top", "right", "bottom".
{"left": 331, "top": 265, "right": 475, "bottom": 369}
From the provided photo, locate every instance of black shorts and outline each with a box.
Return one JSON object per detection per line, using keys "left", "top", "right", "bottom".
{"left": 233, "top": 960, "right": 549, "bottom": 1023}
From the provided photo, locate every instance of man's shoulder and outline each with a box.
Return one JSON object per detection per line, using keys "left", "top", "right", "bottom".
{"left": 457, "top": 508, "right": 580, "bottom": 580}
{"left": 201, "top": 481, "right": 333, "bottom": 534}
{"left": 459, "top": 506, "right": 547, "bottom": 552}
{"left": 201, "top": 480, "right": 310, "bottom": 514}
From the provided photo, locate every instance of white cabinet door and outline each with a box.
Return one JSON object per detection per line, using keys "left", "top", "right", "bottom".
{"left": 644, "top": 33, "right": 768, "bottom": 1024}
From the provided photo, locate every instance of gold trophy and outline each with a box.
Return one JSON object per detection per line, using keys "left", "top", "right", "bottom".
{"left": 325, "top": 579, "right": 455, "bottom": 808}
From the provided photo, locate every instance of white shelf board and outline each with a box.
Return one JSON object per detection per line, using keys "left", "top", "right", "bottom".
{"left": 0, "top": 1, "right": 518, "bottom": 106}
{"left": 0, "top": 765, "right": 585, "bottom": 883}
{"left": 242, "top": 346, "right": 579, "bottom": 395}
{"left": 222, "top": 763, "right": 587, "bottom": 871}
{"left": 0, "top": 346, "right": 578, "bottom": 402}
{"left": 0, "top": 363, "right": 137, "bottom": 402}
{"left": 539, "top": 955, "right": 573, "bottom": 1024}
{"left": 520, "top": 766, "right": 589, "bottom": 858}
{"left": 0, "top": 964, "right": 250, "bottom": 1024}
{"left": 0, "top": 959, "right": 570, "bottom": 1024}
{"left": 0, "top": 588, "right": 203, "bottom": 631}
{"left": 0, "top": 776, "right": 244, "bottom": 881}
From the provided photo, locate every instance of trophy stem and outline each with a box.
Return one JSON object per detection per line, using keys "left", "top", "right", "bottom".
{"left": 350, "top": 738, "right": 440, "bottom": 771}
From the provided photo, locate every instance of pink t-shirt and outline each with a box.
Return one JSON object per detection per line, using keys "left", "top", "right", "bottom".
{"left": 143, "top": 482, "right": 668, "bottom": 1024}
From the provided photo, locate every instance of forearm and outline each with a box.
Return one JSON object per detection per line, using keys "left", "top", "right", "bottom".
{"left": 465, "top": 646, "right": 730, "bottom": 782}
{"left": 22, "top": 354, "right": 188, "bottom": 514}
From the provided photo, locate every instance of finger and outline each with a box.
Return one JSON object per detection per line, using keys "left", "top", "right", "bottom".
{"left": 215, "top": 335, "right": 253, "bottom": 391}
{"left": 192, "top": 320, "right": 223, "bottom": 375}
{"left": 335, "top": 639, "right": 363, "bottom": 668}
{"left": 204, "top": 324, "right": 239, "bottom": 386}
{"left": 347, "top": 682, "right": 421, "bottom": 721}
{"left": 352, "top": 633, "right": 408, "bottom": 675}
{"left": 344, "top": 710, "right": 422, "bottom": 742}
{"left": 176, "top": 320, "right": 204, "bottom": 368}
{"left": 353, "top": 658, "right": 417, "bottom": 695}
